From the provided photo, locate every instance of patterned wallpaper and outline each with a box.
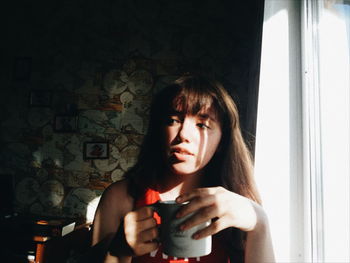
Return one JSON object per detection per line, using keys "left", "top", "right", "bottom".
{"left": 1, "top": 1, "right": 261, "bottom": 222}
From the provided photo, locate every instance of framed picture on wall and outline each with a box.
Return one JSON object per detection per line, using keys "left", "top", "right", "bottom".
{"left": 29, "top": 90, "right": 52, "bottom": 107}
{"left": 83, "top": 142, "right": 109, "bottom": 160}
{"left": 54, "top": 115, "right": 78, "bottom": 133}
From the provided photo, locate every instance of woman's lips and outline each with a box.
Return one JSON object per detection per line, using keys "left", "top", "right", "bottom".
{"left": 170, "top": 148, "right": 194, "bottom": 161}
{"left": 171, "top": 147, "right": 194, "bottom": 156}
{"left": 173, "top": 151, "right": 192, "bottom": 161}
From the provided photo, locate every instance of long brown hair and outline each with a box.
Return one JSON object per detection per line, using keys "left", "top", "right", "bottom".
{"left": 126, "top": 74, "right": 261, "bottom": 205}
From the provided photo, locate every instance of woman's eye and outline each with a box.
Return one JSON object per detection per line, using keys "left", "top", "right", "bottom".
{"left": 197, "top": 123, "right": 210, "bottom": 129}
{"left": 166, "top": 117, "right": 180, "bottom": 125}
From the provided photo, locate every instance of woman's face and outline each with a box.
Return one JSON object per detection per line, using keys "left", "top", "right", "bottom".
{"left": 163, "top": 105, "right": 222, "bottom": 177}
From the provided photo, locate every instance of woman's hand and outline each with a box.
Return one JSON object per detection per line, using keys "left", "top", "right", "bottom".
{"left": 175, "top": 186, "right": 259, "bottom": 239}
{"left": 123, "top": 207, "right": 159, "bottom": 256}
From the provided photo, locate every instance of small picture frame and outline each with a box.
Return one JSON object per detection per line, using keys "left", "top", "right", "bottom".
{"left": 13, "top": 57, "right": 32, "bottom": 81}
{"left": 29, "top": 90, "right": 52, "bottom": 107}
{"left": 54, "top": 115, "right": 78, "bottom": 133}
{"left": 84, "top": 142, "right": 109, "bottom": 160}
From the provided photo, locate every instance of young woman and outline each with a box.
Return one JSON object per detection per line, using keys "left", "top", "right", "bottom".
{"left": 91, "top": 75, "right": 275, "bottom": 262}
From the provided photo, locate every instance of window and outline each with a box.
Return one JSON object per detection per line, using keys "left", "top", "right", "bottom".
{"left": 303, "top": 0, "right": 350, "bottom": 261}
{"left": 255, "top": 0, "right": 350, "bottom": 262}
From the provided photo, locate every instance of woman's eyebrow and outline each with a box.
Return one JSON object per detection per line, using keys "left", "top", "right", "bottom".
{"left": 168, "top": 110, "right": 183, "bottom": 116}
{"left": 198, "top": 113, "right": 218, "bottom": 122}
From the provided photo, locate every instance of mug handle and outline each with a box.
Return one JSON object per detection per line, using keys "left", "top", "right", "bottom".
{"left": 146, "top": 201, "right": 162, "bottom": 242}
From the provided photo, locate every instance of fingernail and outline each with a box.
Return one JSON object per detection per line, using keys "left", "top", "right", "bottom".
{"left": 192, "top": 233, "right": 199, "bottom": 240}
{"left": 176, "top": 196, "right": 182, "bottom": 203}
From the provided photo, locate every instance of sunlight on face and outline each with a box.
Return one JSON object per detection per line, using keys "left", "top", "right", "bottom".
{"left": 163, "top": 106, "right": 222, "bottom": 177}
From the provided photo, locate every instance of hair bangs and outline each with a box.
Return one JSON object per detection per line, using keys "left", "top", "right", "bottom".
{"left": 171, "top": 87, "right": 216, "bottom": 116}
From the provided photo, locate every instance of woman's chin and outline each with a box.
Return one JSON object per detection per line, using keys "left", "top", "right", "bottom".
{"left": 169, "top": 164, "right": 200, "bottom": 177}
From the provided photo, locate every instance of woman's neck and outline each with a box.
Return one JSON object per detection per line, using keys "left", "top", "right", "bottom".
{"left": 156, "top": 172, "right": 202, "bottom": 201}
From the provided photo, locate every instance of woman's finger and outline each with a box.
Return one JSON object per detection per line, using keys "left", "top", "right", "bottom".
{"left": 176, "top": 192, "right": 216, "bottom": 218}
{"left": 192, "top": 217, "right": 228, "bottom": 240}
{"left": 136, "top": 217, "right": 158, "bottom": 233}
{"left": 125, "top": 214, "right": 157, "bottom": 238}
{"left": 124, "top": 213, "right": 159, "bottom": 256}
{"left": 180, "top": 205, "right": 218, "bottom": 231}
{"left": 176, "top": 188, "right": 213, "bottom": 203}
{"left": 132, "top": 207, "right": 155, "bottom": 221}
{"left": 138, "top": 225, "right": 159, "bottom": 243}
{"left": 134, "top": 241, "right": 159, "bottom": 256}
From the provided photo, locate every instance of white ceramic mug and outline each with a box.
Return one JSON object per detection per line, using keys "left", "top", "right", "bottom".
{"left": 149, "top": 200, "right": 212, "bottom": 258}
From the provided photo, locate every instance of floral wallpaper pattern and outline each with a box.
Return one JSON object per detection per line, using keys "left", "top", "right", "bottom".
{"left": 1, "top": 0, "right": 259, "bottom": 222}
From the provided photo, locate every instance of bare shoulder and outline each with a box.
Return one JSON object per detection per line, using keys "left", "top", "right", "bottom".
{"left": 98, "top": 179, "right": 134, "bottom": 217}
{"left": 92, "top": 179, "right": 134, "bottom": 246}
{"left": 102, "top": 179, "right": 131, "bottom": 200}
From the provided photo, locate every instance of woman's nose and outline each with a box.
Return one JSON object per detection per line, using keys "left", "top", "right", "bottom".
{"left": 177, "top": 119, "right": 194, "bottom": 142}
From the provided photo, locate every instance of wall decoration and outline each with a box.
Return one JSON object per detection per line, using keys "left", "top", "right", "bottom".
{"left": 93, "top": 158, "right": 119, "bottom": 172}
{"left": 114, "top": 134, "right": 128, "bottom": 149}
{"left": 29, "top": 90, "right": 52, "bottom": 107}
{"left": 127, "top": 69, "right": 153, "bottom": 95}
{"left": 54, "top": 115, "right": 78, "bottom": 133}
{"left": 15, "top": 177, "right": 40, "bottom": 205}
{"left": 111, "top": 169, "right": 124, "bottom": 182}
{"left": 63, "top": 188, "right": 100, "bottom": 222}
{"left": 38, "top": 180, "right": 65, "bottom": 208}
{"left": 103, "top": 69, "right": 128, "bottom": 96}
{"left": 83, "top": 142, "right": 109, "bottom": 160}
{"left": 119, "top": 145, "right": 140, "bottom": 171}
{"left": 3, "top": 0, "right": 259, "bottom": 223}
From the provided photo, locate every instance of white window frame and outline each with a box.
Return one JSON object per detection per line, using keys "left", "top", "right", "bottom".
{"left": 256, "top": 0, "right": 350, "bottom": 262}
{"left": 301, "top": 0, "right": 325, "bottom": 261}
